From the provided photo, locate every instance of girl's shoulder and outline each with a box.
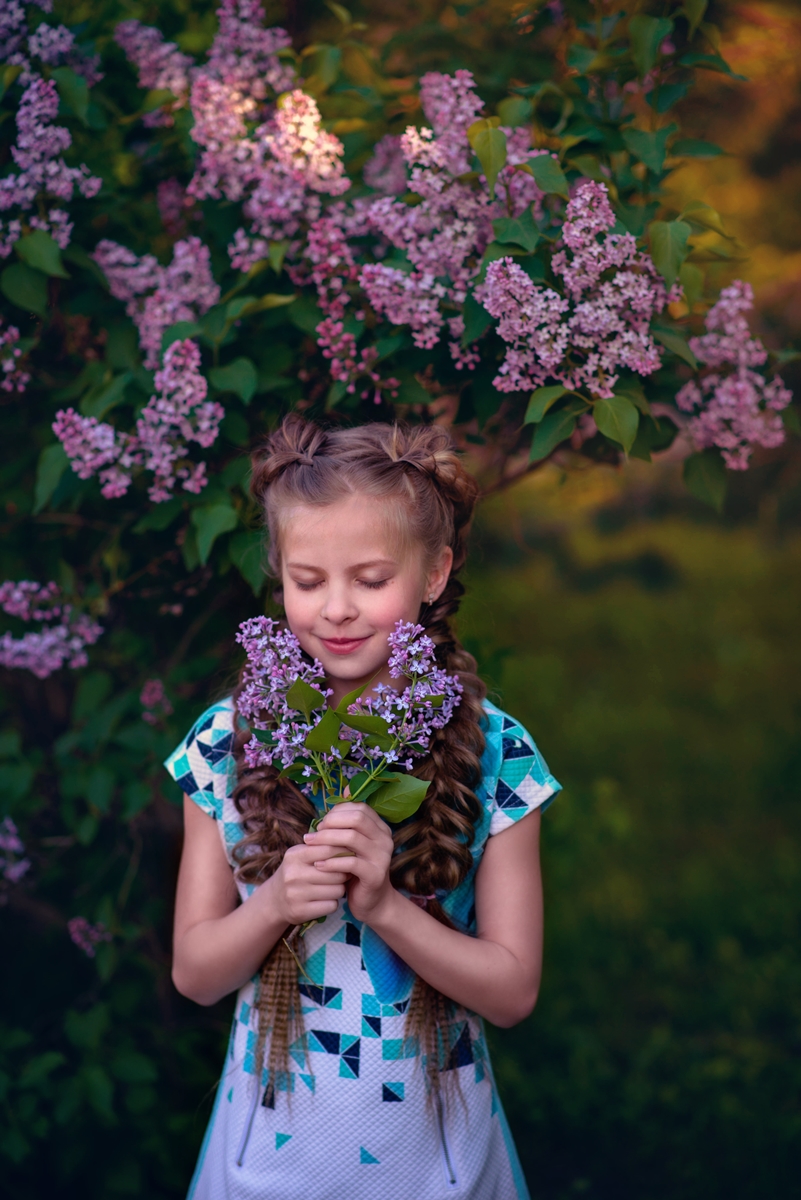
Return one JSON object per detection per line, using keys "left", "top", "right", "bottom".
{"left": 163, "top": 696, "right": 237, "bottom": 820}
{"left": 479, "top": 699, "right": 561, "bottom": 836}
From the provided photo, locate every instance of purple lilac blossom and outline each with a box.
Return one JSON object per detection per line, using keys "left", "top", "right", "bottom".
{"left": 476, "top": 179, "right": 672, "bottom": 398}
{"left": 93, "top": 236, "right": 219, "bottom": 369}
{"left": 140, "top": 678, "right": 174, "bottom": 724}
{"left": 0, "top": 321, "right": 30, "bottom": 392}
{"left": 0, "top": 75, "right": 101, "bottom": 257}
{"left": 68, "top": 916, "right": 112, "bottom": 957}
{"left": 0, "top": 817, "right": 31, "bottom": 884}
{"left": 676, "top": 280, "right": 792, "bottom": 469}
{"left": 359, "top": 71, "right": 546, "bottom": 370}
{"left": 363, "top": 134, "right": 408, "bottom": 196}
{"left": 53, "top": 338, "right": 222, "bottom": 502}
{"left": 0, "top": 580, "right": 103, "bottom": 678}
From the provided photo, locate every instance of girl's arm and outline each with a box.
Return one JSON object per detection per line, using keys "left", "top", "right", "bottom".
{"left": 306, "top": 803, "right": 544, "bottom": 1028}
{"left": 172, "top": 797, "right": 350, "bottom": 1006}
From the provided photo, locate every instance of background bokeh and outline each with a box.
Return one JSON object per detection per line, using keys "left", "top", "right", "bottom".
{"left": 2, "top": 2, "right": 800, "bottom": 1198}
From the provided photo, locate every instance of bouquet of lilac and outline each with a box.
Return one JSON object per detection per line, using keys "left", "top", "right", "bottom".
{"left": 236, "top": 618, "right": 462, "bottom": 824}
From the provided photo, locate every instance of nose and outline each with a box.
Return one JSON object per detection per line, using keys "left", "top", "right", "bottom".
{"left": 319, "top": 582, "right": 358, "bottom": 627}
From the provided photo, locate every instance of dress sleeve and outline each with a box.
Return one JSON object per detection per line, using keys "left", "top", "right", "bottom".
{"left": 488, "top": 714, "right": 561, "bottom": 837}
{"left": 163, "top": 699, "right": 236, "bottom": 821}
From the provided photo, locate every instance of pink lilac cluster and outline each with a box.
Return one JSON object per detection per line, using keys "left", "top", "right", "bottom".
{"left": 477, "top": 180, "right": 671, "bottom": 397}
{"left": 115, "top": 19, "right": 194, "bottom": 126}
{"left": 363, "top": 135, "right": 407, "bottom": 196}
{"left": 157, "top": 178, "right": 191, "bottom": 237}
{"left": 93, "top": 237, "right": 219, "bottom": 369}
{"left": 0, "top": 321, "right": 30, "bottom": 393}
{"left": 353, "top": 622, "right": 462, "bottom": 764}
{"left": 0, "top": 579, "right": 103, "bottom": 678}
{"left": 287, "top": 216, "right": 398, "bottom": 400}
{"left": 0, "top": 817, "right": 30, "bottom": 884}
{"left": 236, "top": 616, "right": 331, "bottom": 770}
{"left": 3, "top": 2, "right": 102, "bottom": 88}
{"left": 676, "top": 280, "right": 792, "bottom": 469}
{"left": 140, "top": 678, "right": 174, "bottom": 724}
{"left": 68, "top": 916, "right": 112, "bottom": 958}
{"left": 0, "top": 75, "right": 101, "bottom": 257}
{"left": 227, "top": 90, "right": 350, "bottom": 272}
{"left": 54, "top": 338, "right": 222, "bottom": 502}
{"left": 359, "top": 71, "right": 546, "bottom": 369}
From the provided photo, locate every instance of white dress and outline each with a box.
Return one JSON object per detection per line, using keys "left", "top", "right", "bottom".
{"left": 165, "top": 698, "right": 560, "bottom": 1200}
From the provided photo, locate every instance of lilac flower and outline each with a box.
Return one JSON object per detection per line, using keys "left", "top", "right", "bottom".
{"left": 54, "top": 339, "right": 222, "bottom": 502}
{"left": 0, "top": 76, "right": 101, "bottom": 257}
{"left": 0, "top": 321, "right": 30, "bottom": 393}
{"left": 140, "top": 678, "right": 173, "bottom": 724}
{"left": 68, "top": 916, "right": 112, "bottom": 958}
{"left": 676, "top": 281, "right": 792, "bottom": 469}
{"left": 93, "top": 237, "right": 220, "bottom": 368}
{"left": 115, "top": 19, "right": 193, "bottom": 126}
{"left": 0, "top": 817, "right": 30, "bottom": 884}
{"left": 0, "top": 580, "right": 103, "bottom": 678}
{"left": 359, "top": 71, "right": 546, "bottom": 369}
{"left": 477, "top": 180, "right": 671, "bottom": 398}
{"left": 157, "top": 178, "right": 191, "bottom": 236}
{"left": 363, "top": 135, "right": 408, "bottom": 196}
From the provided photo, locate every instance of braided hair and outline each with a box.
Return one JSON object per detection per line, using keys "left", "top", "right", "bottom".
{"left": 232, "top": 415, "right": 486, "bottom": 1102}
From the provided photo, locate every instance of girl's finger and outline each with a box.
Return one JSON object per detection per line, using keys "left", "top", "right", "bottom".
{"left": 314, "top": 855, "right": 357, "bottom": 872}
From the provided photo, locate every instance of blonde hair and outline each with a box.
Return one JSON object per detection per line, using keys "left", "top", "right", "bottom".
{"left": 232, "top": 416, "right": 486, "bottom": 1102}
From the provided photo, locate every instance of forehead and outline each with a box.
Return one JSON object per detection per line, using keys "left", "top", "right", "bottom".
{"left": 280, "top": 493, "right": 414, "bottom": 565}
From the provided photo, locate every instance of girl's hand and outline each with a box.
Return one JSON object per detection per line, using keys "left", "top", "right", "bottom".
{"left": 303, "top": 802, "right": 395, "bottom": 925}
{"left": 267, "top": 842, "right": 350, "bottom": 926}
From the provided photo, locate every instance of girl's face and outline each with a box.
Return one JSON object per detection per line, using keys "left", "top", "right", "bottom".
{"left": 280, "top": 493, "right": 452, "bottom": 705}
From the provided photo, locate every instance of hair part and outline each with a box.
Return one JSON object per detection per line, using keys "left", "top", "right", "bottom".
{"left": 232, "top": 415, "right": 487, "bottom": 1102}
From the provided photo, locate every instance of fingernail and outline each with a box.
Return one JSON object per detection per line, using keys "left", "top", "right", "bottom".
{"left": 303, "top": 832, "right": 315, "bottom": 841}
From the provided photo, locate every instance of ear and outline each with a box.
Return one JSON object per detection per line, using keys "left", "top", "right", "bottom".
{"left": 425, "top": 546, "right": 453, "bottom": 602}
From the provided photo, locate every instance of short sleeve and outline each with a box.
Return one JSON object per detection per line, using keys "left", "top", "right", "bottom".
{"left": 488, "top": 713, "right": 561, "bottom": 837}
{"left": 163, "top": 699, "right": 236, "bottom": 821}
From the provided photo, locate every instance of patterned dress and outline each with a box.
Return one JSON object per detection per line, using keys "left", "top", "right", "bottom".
{"left": 165, "top": 697, "right": 560, "bottom": 1200}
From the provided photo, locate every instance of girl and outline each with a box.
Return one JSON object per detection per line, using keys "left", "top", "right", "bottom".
{"left": 166, "top": 417, "right": 561, "bottom": 1200}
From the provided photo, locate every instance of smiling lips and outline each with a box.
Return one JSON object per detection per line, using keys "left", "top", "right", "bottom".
{"left": 318, "top": 636, "right": 370, "bottom": 656}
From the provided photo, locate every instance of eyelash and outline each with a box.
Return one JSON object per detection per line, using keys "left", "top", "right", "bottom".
{"left": 293, "top": 579, "right": 389, "bottom": 592}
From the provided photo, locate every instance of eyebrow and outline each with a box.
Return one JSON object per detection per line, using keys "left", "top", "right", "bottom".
{"left": 286, "top": 559, "right": 397, "bottom": 571}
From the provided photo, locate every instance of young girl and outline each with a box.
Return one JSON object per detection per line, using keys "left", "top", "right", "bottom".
{"left": 166, "top": 417, "right": 561, "bottom": 1200}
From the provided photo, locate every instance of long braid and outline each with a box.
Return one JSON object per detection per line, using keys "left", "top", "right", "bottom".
{"left": 232, "top": 416, "right": 487, "bottom": 1106}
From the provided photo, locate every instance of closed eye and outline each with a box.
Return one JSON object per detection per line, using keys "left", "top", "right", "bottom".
{"left": 360, "top": 579, "right": 389, "bottom": 590}
{"left": 293, "top": 579, "right": 323, "bottom": 591}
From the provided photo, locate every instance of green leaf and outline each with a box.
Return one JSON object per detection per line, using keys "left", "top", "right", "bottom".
{"left": 672, "top": 138, "right": 724, "bottom": 158}
{"left": 679, "top": 52, "right": 747, "bottom": 80}
{"left": 161, "top": 322, "right": 201, "bottom": 353}
{"left": 492, "top": 209, "right": 540, "bottom": 253}
{"left": 340, "top": 711, "right": 392, "bottom": 737}
{"left": 286, "top": 678, "right": 327, "bottom": 719}
{"left": 326, "top": 1, "right": 352, "bottom": 24}
{"left": 52, "top": 66, "right": 89, "bottom": 124}
{"left": 209, "top": 357, "right": 258, "bottom": 404}
{"left": 679, "top": 200, "right": 731, "bottom": 238}
{"left": 594, "top": 395, "right": 639, "bottom": 453}
{"left": 368, "top": 772, "right": 430, "bottom": 823}
{"left": 279, "top": 763, "right": 308, "bottom": 781}
{"left": 228, "top": 529, "right": 265, "bottom": 595}
{"left": 652, "top": 326, "right": 698, "bottom": 369}
{"left": 496, "top": 96, "right": 532, "bottom": 127}
{"left": 346, "top": 771, "right": 386, "bottom": 803}
{"left": 630, "top": 413, "right": 679, "bottom": 462}
{"left": 303, "top": 706, "right": 344, "bottom": 752}
{"left": 190, "top": 503, "right": 238, "bottom": 564}
{"left": 1, "top": 262, "right": 48, "bottom": 318}
{"left": 566, "top": 44, "right": 601, "bottom": 75}
{"left": 629, "top": 15, "right": 674, "bottom": 77}
{"left": 683, "top": 449, "right": 727, "bottom": 512}
{"left": 34, "top": 443, "right": 68, "bottom": 514}
{"left": 15, "top": 231, "right": 69, "bottom": 279}
{"left": 226, "top": 293, "right": 295, "bottom": 320}
{"left": 682, "top": 0, "right": 708, "bottom": 40}
{"left": 525, "top": 154, "right": 569, "bottom": 198}
{"left": 132, "top": 496, "right": 184, "bottom": 533}
{"left": 648, "top": 220, "right": 691, "bottom": 287}
{"left": 334, "top": 679, "right": 375, "bottom": 714}
{"left": 529, "top": 402, "right": 584, "bottom": 462}
{"left": 251, "top": 728, "right": 276, "bottom": 745}
{"left": 781, "top": 404, "right": 801, "bottom": 435}
{"left": 461, "top": 291, "right": 493, "bottom": 346}
{"left": 268, "top": 240, "right": 289, "bottom": 274}
{"left": 524, "top": 386, "right": 568, "bottom": 426}
{"left": 472, "top": 126, "right": 507, "bottom": 198}
{"left": 80, "top": 372, "right": 133, "bottom": 419}
{"left": 622, "top": 125, "right": 676, "bottom": 175}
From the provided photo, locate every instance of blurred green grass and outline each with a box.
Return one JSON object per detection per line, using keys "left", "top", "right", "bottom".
{"left": 460, "top": 472, "right": 801, "bottom": 1199}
